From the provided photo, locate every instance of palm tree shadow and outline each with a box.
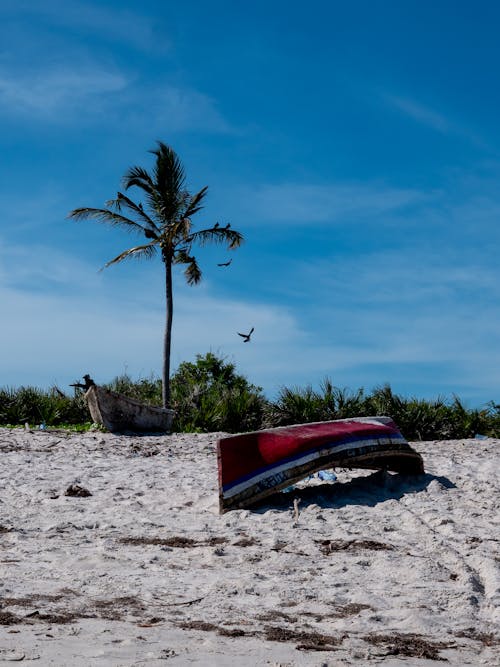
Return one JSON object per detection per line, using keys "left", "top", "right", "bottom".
{"left": 250, "top": 471, "right": 456, "bottom": 513}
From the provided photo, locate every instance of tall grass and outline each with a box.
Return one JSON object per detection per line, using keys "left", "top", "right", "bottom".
{"left": 0, "top": 385, "right": 89, "bottom": 427}
{"left": 106, "top": 374, "right": 162, "bottom": 404}
{"left": 264, "top": 379, "right": 365, "bottom": 427}
{"left": 266, "top": 380, "right": 500, "bottom": 440}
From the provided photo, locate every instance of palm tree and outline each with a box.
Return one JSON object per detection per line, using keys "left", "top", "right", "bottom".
{"left": 69, "top": 141, "right": 243, "bottom": 408}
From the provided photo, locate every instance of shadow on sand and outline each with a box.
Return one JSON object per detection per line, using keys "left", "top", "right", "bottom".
{"left": 250, "top": 471, "right": 456, "bottom": 513}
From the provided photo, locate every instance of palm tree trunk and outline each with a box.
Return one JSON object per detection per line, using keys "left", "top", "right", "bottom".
{"left": 162, "top": 254, "right": 173, "bottom": 408}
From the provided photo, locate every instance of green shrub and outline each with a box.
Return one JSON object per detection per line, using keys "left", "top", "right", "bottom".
{"left": 170, "top": 352, "right": 267, "bottom": 432}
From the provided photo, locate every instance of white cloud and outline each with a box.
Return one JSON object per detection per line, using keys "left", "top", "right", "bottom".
{"left": 0, "top": 63, "right": 234, "bottom": 134}
{"left": 281, "top": 246, "right": 500, "bottom": 399}
{"left": 1, "top": 0, "right": 161, "bottom": 52}
{"left": 0, "top": 241, "right": 303, "bottom": 392}
{"left": 383, "top": 94, "right": 451, "bottom": 133}
{"left": 0, "top": 283, "right": 161, "bottom": 387}
{"left": 0, "top": 242, "right": 102, "bottom": 292}
{"left": 0, "top": 186, "right": 66, "bottom": 233}
{"left": 307, "top": 250, "right": 500, "bottom": 305}
{"left": 0, "top": 66, "right": 128, "bottom": 115}
{"left": 145, "top": 85, "right": 235, "bottom": 134}
{"left": 0, "top": 280, "right": 303, "bottom": 392}
{"left": 381, "top": 92, "right": 488, "bottom": 149}
{"left": 240, "top": 182, "right": 427, "bottom": 224}
{"left": 1, "top": 241, "right": 499, "bottom": 404}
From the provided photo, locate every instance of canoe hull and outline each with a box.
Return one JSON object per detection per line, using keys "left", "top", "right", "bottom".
{"left": 217, "top": 417, "right": 424, "bottom": 512}
{"left": 85, "top": 385, "right": 174, "bottom": 433}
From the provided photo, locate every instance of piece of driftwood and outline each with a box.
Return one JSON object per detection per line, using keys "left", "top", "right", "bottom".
{"left": 70, "top": 374, "right": 95, "bottom": 391}
{"left": 217, "top": 417, "right": 424, "bottom": 512}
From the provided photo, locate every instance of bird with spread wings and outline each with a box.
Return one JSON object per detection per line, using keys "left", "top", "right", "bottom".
{"left": 237, "top": 327, "right": 254, "bottom": 342}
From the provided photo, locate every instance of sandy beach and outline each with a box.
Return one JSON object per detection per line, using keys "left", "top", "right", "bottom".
{"left": 0, "top": 427, "right": 498, "bottom": 665}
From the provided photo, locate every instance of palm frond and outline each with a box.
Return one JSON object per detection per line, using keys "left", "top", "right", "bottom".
{"left": 68, "top": 207, "right": 147, "bottom": 234}
{"left": 189, "top": 227, "right": 244, "bottom": 249}
{"left": 172, "top": 249, "right": 201, "bottom": 285}
{"left": 122, "top": 166, "right": 155, "bottom": 194}
{"left": 226, "top": 229, "right": 244, "bottom": 249}
{"left": 183, "top": 186, "right": 209, "bottom": 218}
{"left": 169, "top": 217, "right": 192, "bottom": 246}
{"left": 172, "top": 249, "right": 193, "bottom": 265}
{"left": 151, "top": 141, "right": 186, "bottom": 194}
{"left": 184, "top": 257, "right": 202, "bottom": 285}
{"left": 107, "top": 192, "right": 160, "bottom": 234}
{"left": 102, "top": 241, "right": 158, "bottom": 269}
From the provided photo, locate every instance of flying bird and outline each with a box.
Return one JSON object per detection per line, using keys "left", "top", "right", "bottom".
{"left": 217, "top": 259, "right": 232, "bottom": 267}
{"left": 237, "top": 327, "right": 254, "bottom": 342}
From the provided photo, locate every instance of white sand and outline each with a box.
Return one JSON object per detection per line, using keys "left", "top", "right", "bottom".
{"left": 0, "top": 427, "right": 498, "bottom": 666}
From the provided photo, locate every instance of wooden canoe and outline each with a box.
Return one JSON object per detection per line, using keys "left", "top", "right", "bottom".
{"left": 85, "top": 384, "right": 174, "bottom": 433}
{"left": 217, "top": 417, "right": 424, "bottom": 512}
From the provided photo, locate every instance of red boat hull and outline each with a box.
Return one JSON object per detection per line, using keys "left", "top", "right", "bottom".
{"left": 217, "top": 417, "right": 424, "bottom": 512}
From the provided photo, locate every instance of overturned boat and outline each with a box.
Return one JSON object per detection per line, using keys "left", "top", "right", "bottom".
{"left": 80, "top": 377, "right": 174, "bottom": 433}
{"left": 217, "top": 417, "right": 424, "bottom": 512}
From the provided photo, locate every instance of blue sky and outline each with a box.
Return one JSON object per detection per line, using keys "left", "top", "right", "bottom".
{"left": 1, "top": 0, "right": 500, "bottom": 406}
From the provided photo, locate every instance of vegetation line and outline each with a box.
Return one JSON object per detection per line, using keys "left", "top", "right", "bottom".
{"left": 1, "top": 353, "right": 499, "bottom": 439}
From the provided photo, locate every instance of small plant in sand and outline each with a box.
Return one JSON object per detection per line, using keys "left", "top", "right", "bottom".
{"left": 69, "top": 141, "right": 243, "bottom": 409}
